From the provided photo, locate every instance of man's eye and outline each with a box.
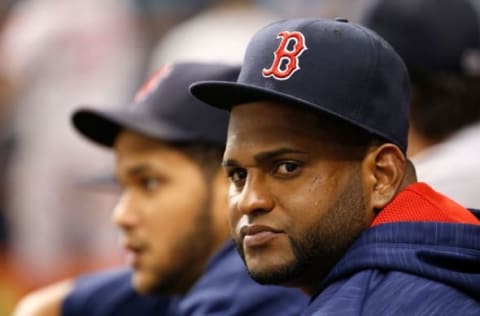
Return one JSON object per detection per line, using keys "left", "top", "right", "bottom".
{"left": 140, "top": 177, "right": 160, "bottom": 191}
{"left": 275, "top": 162, "right": 300, "bottom": 175}
{"left": 228, "top": 169, "right": 247, "bottom": 185}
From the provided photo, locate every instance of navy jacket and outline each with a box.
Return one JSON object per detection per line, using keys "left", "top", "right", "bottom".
{"left": 302, "top": 183, "right": 480, "bottom": 315}
{"left": 63, "top": 241, "right": 308, "bottom": 315}
{"left": 62, "top": 268, "right": 169, "bottom": 316}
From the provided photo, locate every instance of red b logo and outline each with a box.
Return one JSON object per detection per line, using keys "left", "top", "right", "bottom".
{"left": 262, "top": 31, "right": 308, "bottom": 80}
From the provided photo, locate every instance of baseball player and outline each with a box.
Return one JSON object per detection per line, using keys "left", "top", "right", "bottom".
{"left": 14, "top": 62, "right": 308, "bottom": 316}
{"left": 190, "top": 18, "right": 480, "bottom": 315}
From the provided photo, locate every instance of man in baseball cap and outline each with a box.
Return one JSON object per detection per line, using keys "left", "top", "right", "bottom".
{"left": 363, "top": 0, "right": 480, "bottom": 209}
{"left": 191, "top": 18, "right": 480, "bottom": 314}
{"left": 14, "top": 62, "right": 307, "bottom": 316}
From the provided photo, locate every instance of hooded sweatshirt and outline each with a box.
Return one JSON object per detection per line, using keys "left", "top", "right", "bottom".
{"left": 302, "top": 182, "right": 480, "bottom": 315}
{"left": 63, "top": 241, "right": 308, "bottom": 316}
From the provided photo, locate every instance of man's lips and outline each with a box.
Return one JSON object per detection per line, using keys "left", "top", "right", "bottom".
{"left": 121, "top": 240, "right": 145, "bottom": 267}
{"left": 240, "top": 225, "right": 283, "bottom": 247}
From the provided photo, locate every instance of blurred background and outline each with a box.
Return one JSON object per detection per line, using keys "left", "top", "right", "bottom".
{"left": 0, "top": 0, "right": 479, "bottom": 314}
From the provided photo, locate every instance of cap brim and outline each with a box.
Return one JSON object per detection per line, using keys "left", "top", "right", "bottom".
{"left": 191, "top": 81, "right": 402, "bottom": 150}
{"left": 72, "top": 107, "right": 193, "bottom": 147}
{"left": 191, "top": 80, "right": 363, "bottom": 129}
{"left": 191, "top": 80, "right": 351, "bottom": 119}
{"left": 190, "top": 80, "right": 307, "bottom": 110}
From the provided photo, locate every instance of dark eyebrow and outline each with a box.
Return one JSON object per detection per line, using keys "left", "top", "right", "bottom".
{"left": 126, "top": 164, "right": 156, "bottom": 177}
{"left": 254, "top": 148, "right": 307, "bottom": 163}
{"left": 222, "top": 148, "right": 307, "bottom": 167}
{"left": 222, "top": 159, "right": 239, "bottom": 168}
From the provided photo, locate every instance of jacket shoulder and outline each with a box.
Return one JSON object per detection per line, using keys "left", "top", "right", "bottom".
{"left": 177, "top": 243, "right": 308, "bottom": 315}
{"left": 62, "top": 268, "right": 170, "bottom": 316}
{"left": 305, "top": 269, "right": 480, "bottom": 315}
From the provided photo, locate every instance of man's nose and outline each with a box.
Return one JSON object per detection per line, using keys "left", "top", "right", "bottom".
{"left": 235, "top": 173, "right": 274, "bottom": 216}
{"left": 112, "top": 192, "right": 140, "bottom": 229}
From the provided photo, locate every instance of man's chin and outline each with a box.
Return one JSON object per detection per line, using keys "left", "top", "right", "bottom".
{"left": 131, "top": 271, "right": 158, "bottom": 294}
{"left": 246, "top": 261, "right": 301, "bottom": 286}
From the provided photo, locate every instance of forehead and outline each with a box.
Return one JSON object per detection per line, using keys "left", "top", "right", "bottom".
{"left": 226, "top": 101, "right": 329, "bottom": 151}
{"left": 115, "top": 130, "right": 170, "bottom": 156}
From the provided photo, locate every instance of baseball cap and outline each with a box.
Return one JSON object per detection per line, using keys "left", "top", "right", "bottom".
{"left": 72, "top": 62, "right": 240, "bottom": 148}
{"left": 362, "top": 0, "right": 480, "bottom": 75}
{"left": 190, "top": 18, "right": 411, "bottom": 152}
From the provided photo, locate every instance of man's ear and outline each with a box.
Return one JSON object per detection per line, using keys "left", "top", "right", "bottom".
{"left": 362, "top": 143, "right": 406, "bottom": 212}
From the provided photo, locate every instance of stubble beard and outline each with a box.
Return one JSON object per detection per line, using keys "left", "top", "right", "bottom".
{"left": 235, "top": 175, "right": 368, "bottom": 290}
{"left": 150, "top": 194, "right": 214, "bottom": 295}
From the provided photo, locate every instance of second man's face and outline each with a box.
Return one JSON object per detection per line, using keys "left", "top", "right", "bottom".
{"left": 223, "top": 101, "right": 370, "bottom": 293}
{"left": 113, "top": 131, "right": 215, "bottom": 295}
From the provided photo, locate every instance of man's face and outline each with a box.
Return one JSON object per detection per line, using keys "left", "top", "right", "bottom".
{"left": 223, "top": 101, "right": 370, "bottom": 293}
{"left": 113, "top": 131, "right": 214, "bottom": 294}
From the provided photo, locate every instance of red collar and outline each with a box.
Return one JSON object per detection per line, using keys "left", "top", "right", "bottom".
{"left": 371, "top": 182, "right": 480, "bottom": 227}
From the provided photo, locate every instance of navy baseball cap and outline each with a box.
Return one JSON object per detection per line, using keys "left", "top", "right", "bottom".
{"left": 190, "top": 18, "right": 411, "bottom": 152}
{"left": 72, "top": 62, "right": 240, "bottom": 148}
{"left": 362, "top": 0, "right": 480, "bottom": 75}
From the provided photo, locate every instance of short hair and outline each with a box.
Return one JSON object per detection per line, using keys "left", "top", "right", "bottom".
{"left": 410, "top": 73, "right": 480, "bottom": 142}
{"left": 174, "top": 142, "right": 225, "bottom": 180}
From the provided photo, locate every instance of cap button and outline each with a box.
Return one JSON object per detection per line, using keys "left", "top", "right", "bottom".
{"left": 335, "top": 17, "right": 349, "bottom": 23}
